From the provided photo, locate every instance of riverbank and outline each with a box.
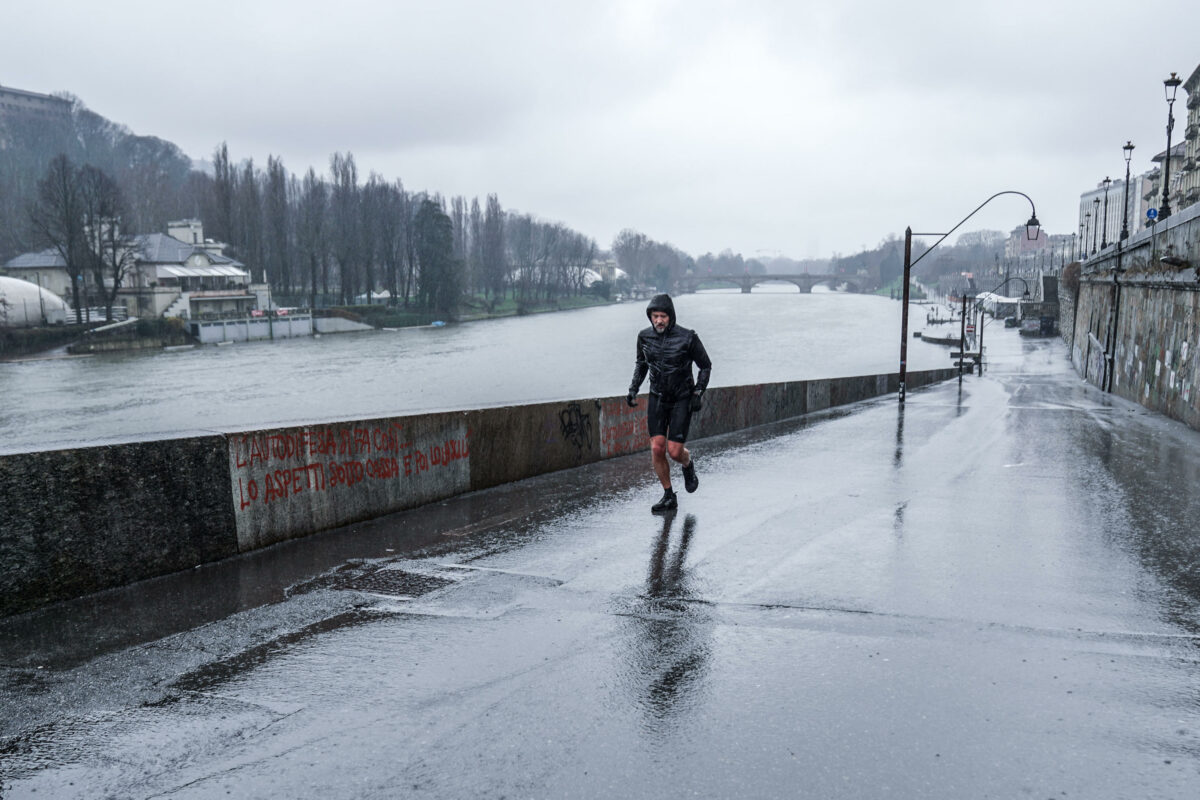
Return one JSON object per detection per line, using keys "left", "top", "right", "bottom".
{"left": 0, "top": 324, "right": 94, "bottom": 360}
{"left": 346, "top": 292, "right": 615, "bottom": 327}
{"left": 1, "top": 293, "right": 617, "bottom": 359}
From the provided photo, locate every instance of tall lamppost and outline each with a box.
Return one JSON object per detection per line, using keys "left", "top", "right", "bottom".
{"left": 1120, "top": 141, "right": 1134, "bottom": 241}
{"left": 1082, "top": 214, "right": 1091, "bottom": 260}
{"left": 1161, "top": 71, "right": 1182, "bottom": 220}
{"left": 1091, "top": 198, "right": 1100, "bottom": 254}
{"left": 1100, "top": 177, "right": 1112, "bottom": 249}
{"left": 898, "top": 190, "right": 1039, "bottom": 402}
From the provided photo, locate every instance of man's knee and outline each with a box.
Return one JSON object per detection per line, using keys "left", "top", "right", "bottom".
{"left": 650, "top": 437, "right": 668, "bottom": 459}
{"left": 667, "top": 441, "right": 687, "bottom": 461}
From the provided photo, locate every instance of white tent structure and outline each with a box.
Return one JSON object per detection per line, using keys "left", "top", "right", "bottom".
{"left": 0, "top": 276, "right": 72, "bottom": 327}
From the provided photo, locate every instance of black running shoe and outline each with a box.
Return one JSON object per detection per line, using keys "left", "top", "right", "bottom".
{"left": 651, "top": 489, "right": 678, "bottom": 513}
{"left": 682, "top": 460, "right": 699, "bottom": 493}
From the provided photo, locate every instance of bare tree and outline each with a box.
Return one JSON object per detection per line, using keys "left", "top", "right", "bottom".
{"left": 210, "top": 143, "right": 235, "bottom": 245}
{"left": 264, "top": 156, "right": 292, "bottom": 293}
{"left": 27, "top": 154, "right": 87, "bottom": 322}
{"left": 235, "top": 159, "right": 264, "bottom": 281}
{"left": 611, "top": 228, "right": 649, "bottom": 285}
{"left": 481, "top": 194, "right": 506, "bottom": 301}
{"left": 468, "top": 197, "right": 484, "bottom": 296}
{"left": 78, "top": 164, "right": 136, "bottom": 320}
{"left": 295, "top": 167, "right": 328, "bottom": 308}
{"left": 329, "top": 152, "right": 361, "bottom": 304}
{"left": 372, "top": 179, "right": 408, "bottom": 305}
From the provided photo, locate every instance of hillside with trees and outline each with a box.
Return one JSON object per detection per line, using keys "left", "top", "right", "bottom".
{"left": 2, "top": 94, "right": 602, "bottom": 319}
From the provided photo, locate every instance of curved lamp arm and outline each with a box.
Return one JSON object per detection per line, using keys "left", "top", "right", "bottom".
{"left": 910, "top": 191, "right": 1040, "bottom": 270}
{"left": 978, "top": 276, "right": 1032, "bottom": 299}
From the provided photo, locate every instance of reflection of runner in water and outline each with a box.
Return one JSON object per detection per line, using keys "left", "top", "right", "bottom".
{"left": 627, "top": 512, "right": 711, "bottom": 727}
{"left": 627, "top": 294, "right": 713, "bottom": 514}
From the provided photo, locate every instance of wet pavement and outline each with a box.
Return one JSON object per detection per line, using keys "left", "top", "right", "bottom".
{"left": 4, "top": 328, "right": 1200, "bottom": 798}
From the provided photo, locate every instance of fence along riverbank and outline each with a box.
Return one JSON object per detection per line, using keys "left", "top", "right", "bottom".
{"left": 0, "top": 367, "right": 956, "bottom": 617}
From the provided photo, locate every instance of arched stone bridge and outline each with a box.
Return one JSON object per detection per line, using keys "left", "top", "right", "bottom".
{"left": 683, "top": 274, "right": 861, "bottom": 294}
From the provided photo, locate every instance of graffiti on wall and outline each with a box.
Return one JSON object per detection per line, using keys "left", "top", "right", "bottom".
{"left": 231, "top": 424, "right": 469, "bottom": 511}
{"left": 600, "top": 397, "right": 646, "bottom": 457}
{"left": 558, "top": 401, "right": 593, "bottom": 453}
{"left": 229, "top": 419, "right": 471, "bottom": 549}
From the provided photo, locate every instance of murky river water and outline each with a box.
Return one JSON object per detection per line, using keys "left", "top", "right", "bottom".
{"left": 0, "top": 288, "right": 957, "bottom": 453}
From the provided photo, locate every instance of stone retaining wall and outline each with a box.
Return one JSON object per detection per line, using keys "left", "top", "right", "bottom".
{"left": 1067, "top": 201, "right": 1200, "bottom": 429}
{"left": 0, "top": 368, "right": 955, "bottom": 617}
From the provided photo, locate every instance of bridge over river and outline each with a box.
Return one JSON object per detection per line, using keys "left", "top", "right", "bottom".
{"left": 684, "top": 273, "right": 861, "bottom": 293}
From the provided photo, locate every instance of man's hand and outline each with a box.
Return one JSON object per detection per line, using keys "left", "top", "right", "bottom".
{"left": 626, "top": 390, "right": 639, "bottom": 408}
{"left": 689, "top": 391, "right": 703, "bottom": 412}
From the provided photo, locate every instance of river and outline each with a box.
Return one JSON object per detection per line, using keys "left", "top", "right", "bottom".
{"left": 0, "top": 288, "right": 958, "bottom": 453}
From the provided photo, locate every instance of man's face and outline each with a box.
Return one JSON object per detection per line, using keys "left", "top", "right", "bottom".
{"left": 650, "top": 311, "right": 670, "bottom": 332}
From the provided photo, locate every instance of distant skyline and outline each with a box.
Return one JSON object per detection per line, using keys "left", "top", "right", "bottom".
{"left": 5, "top": 1, "right": 1200, "bottom": 260}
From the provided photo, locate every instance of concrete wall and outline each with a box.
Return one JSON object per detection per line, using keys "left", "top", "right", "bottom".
{"left": 1, "top": 367, "right": 955, "bottom": 617}
{"left": 1067, "top": 200, "right": 1200, "bottom": 430}
{"left": 314, "top": 317, "right": 374, "bottom": 334}
{"left": 191, "top": 315, "right": 314, "bottom": 344}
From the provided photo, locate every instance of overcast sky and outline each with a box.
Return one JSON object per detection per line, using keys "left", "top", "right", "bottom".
{"left": 5, "top": 1, "right": 1200, "bottom": 260}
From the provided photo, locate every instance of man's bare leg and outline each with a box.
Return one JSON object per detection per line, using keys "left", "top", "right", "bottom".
{"left": 667, "top": 440, "right": 691, "bottom": 468}
{"left": 650, "top": 435, "right": 672, "bottom": 489}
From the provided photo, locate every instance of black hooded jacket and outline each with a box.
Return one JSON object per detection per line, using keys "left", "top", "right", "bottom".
{"left": 629, "top": 293, "right": 712, "bottom": 402}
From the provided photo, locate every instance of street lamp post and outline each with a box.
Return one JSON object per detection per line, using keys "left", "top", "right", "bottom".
{"left": 1120, "top": 141, "right": 1134, "bottom": 241}
{"left": 898, "top": 190, "right": 1039, "bottom": 402}
{"left": 1083, "top": 212, "right": 1091, "bottom": 259}
{"left": 1100, "top": 177, "right": 1112, "bottom": 249}
{"left": 1091, "top": 198, "right": 1100, "bottom": 254}
{"left": 1161, "top": 72, "right": 1182, "bottom": 220}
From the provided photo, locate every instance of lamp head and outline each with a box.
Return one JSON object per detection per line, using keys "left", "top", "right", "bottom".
{"left": 1103, "top": 176, "right": 1112, "bottom": 189}
{"left": 1123, "top": 140, "right": 1134, "bottom": 165}
{"left": 1165, "top": 72, "right": 1182, "bottom": 103}
{"left": 1025, "top": 214, "right": 1041, "bottom": 241}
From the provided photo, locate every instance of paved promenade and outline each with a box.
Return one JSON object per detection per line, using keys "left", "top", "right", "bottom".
{"left": 3, "top": 328, "right": 1200, "bottom": 799}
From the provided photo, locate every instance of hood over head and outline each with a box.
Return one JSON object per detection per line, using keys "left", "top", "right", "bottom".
{"left": 646, "top": 293, "right": 676, "bottom": 330}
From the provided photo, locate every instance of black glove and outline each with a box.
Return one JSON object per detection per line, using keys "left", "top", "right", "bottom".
{"left": 689, "top": 391, "right": 703, "bottom": 412}
{"left": 626, "top": 390, "right": 639, "bottom": 407}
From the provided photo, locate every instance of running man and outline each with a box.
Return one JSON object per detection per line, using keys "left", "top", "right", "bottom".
{"left": 626, "top": 293, "right": 713, "bottom": 513}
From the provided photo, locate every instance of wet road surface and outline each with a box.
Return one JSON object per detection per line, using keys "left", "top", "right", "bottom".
{"left": 3, "top": 329, "right": 1200, "bottom": 798}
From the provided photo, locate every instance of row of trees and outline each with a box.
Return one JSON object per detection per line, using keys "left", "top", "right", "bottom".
{"left": 190, "top": 145, "right": 602, "bottom": 313}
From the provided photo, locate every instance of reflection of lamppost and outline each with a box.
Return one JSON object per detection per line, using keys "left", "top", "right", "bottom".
{"left": 1091, "top": 198, "right": 1100, "bottom": 254}
{"left": 1100, "top": 177, "right": 1112, "bottom": 249}
{"left": 1120, "top": 141, "right": 1134, "bottom": 241}
{"left": 974, "top": 276, "right": 1032, "bottom": 375}
{"left": 1161, "top": 71, "right": 1182, "bottom": 220}
{"left": 898, "top": 190, "right": 1039, "bottom": 402}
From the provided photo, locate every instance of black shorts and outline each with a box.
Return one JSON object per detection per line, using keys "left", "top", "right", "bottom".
{"left": 646, "top": 394, "right": 692, "bottom": 443}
